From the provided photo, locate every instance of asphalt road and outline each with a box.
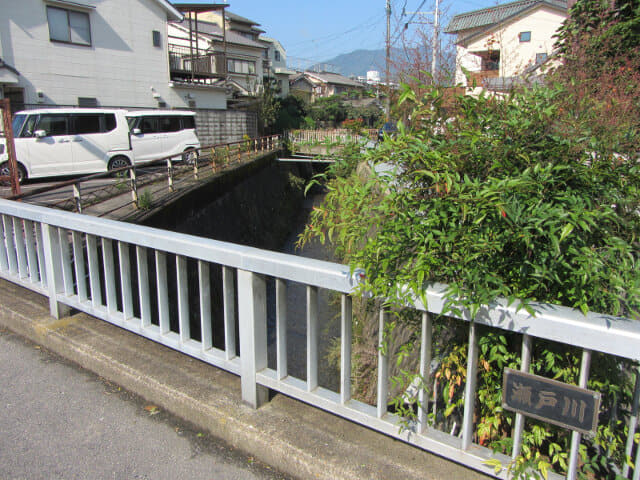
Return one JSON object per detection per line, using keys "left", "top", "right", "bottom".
{"left": 0, "top": 327, "right": 291, "bottom": 480}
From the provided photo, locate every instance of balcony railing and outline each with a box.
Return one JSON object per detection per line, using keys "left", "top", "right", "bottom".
{"left": 468, "top": 69, "right": 500, "bottom": 87}
{"left": 168, "top": 44, "right": 226, "bottom": 82}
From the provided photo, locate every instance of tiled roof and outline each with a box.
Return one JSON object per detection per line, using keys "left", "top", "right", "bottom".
{"left": 305, "top": 72, "right": 364, "bottom": 88}
{"left": 226, "top": 11, "right": 259, "bottom": 27}
{"left": 444, "top": 0, "right": 567, "bottom": 33}
{"left": 172, "top": 19, "right": 265, "bottom": 49}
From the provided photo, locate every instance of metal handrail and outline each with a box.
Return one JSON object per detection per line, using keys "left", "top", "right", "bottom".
{"left": 0, "top": 197, "right": 637, "bottom": 480}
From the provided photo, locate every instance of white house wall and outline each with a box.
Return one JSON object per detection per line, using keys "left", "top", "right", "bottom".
{"left": 0, "top": 0, "right": 226, "bottom": 109}
{"left": 455, "top": 6, "right": 566, "bottom": 85}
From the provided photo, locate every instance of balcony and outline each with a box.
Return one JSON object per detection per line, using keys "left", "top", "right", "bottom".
{"left": 468, "top": 69, "right": 499, "bottom": 87}
{"left": 168, "top": 44, "right": 226, "bottom": 85}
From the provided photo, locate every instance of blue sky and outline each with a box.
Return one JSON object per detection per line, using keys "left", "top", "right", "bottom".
{"left": 175, "top": 0, "right": 501, "bottom": 66}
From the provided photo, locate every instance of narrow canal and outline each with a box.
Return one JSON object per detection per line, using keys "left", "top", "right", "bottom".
{"left": 146, "top": 160, "right": 341, "bottom": 392}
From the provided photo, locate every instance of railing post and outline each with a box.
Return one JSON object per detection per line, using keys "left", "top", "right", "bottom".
{"left": 130, "top": 167, "right": 138, "bottom": 207}
{"left": 41, "top": 223, "right": 71, "bottom": 319}
{"left": 377, "top": 309, "right": 389, "bottom": 418}
{"left": 211, "top": 147, "right": 217, "bottom": 172}
{"left": 166, "top": 159, "right": 174, "bottom": 192}
{"left": 73, "top": 183, "right": 82, "bottom": 213}
{"left": 193, "top": 154, "right": 199, "bottom": 180}
{"left": 238, "top": 269, "right": 269, "bottom": 409}
{"left": 461, "top": 320, "right": 479, "bottom": 450}
{"left": 623, "top": 366, "right": 640, "bottom": 478}
{"left": 567, "top": 349, "right": 592, "bottom": 480}
{"left": 512, "top": 334, "right": 533, "bottom": 459}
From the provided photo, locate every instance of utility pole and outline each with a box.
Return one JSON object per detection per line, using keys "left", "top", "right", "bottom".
{"left": 431, "top": 0, "right": 439, "bottom": 80}
{"left": 385, "top": 0, "right": 391, "bottom": 121}
{"left": 405, "top": 0, "right": 441, "bottom": 81}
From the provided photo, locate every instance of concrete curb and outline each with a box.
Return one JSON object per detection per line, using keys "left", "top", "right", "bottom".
{"left": 0, "top": 280, "right": 489, "bottom": 480}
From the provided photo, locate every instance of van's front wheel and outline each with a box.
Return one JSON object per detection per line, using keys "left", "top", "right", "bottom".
{"left": 182, "top": 148, "right": 197, "bottom": 165}
{"left": 0, "top": 162, "right": 27, "bottom": 184}
{"left": 108, "top": 155, "right": 131, "bottom": 172}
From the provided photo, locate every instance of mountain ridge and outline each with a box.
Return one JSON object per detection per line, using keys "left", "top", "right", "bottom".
{"left": 308, "top": 48, "right": 400, "bottom": 78}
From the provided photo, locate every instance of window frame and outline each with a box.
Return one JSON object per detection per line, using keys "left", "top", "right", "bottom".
{"left": 535, "top": 52, "right": 548, "bottom": 64}
{"left": 519, "top": 31, "right": 531, "bottom": 43}
{"left": 46, "top": 5, "right": 92, "bottom": 47}
{"left": 227, "top": 58, "right": 257, "bottom": 76}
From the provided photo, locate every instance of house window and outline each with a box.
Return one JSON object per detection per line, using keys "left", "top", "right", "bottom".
{"left": 47, "top": 6, "right": 91, "bottom": 46}
{"left": 77, "top": 97, "right": 98, "bottom": 107}
{"left": 536, "top": 53, "right": 548, "bottom": 64}
{"left": 227, "top": 59, "right": 256, "bottom": 75}
{"left": 152, "top": 30, "right": 161, "bottom": 48}
{"left": 519, "top": 31, "right": 531, "bottom": 42}
{"left": 274, "top": 50, "right": 281, "bottom": 62}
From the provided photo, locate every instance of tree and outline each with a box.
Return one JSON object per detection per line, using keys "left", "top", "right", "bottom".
{"left": 309, "top": 96, "right": 348, "bottom": 127}
{"left": 255, "top": 79, "right": 280, "bottom": 135}
{"left": 274, "top": 95, "right": 307, "bottom": 132}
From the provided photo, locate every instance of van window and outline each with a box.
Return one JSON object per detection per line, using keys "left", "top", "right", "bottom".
{"left": 126, "top": 117, "right": 138, "bottom": 131}
{"left": 159, "top": 116, "right": 181, "bottom": 132}
{"left": 12, "top": 114, "right": 27, "bottom": 137}
{"left": 19, "top": 115, "right": 38, "bottom": 138}
{"left": 37, "top": 114, "right": 68, "bottom": 136}
{"left": 139, "top": 117, "right": 158, "bottom": 134}
{"left": 72, "top": 114, "right": 101, "bottom": 134}
{"left": 182, "top": 116, "right": 196, "bottom": 129}
{"left": 71, "top": 113, "right": 117, "bottom": 134}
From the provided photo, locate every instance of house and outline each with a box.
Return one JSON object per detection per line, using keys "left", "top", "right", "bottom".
{"left": 290, "top": 71, "right": 366, "bottom": 103}
{"left": 168, "top": 18, "right": 267, "bottom": 102}
{"left": 445, "top": 0, "right": 568, "bottom": 93}
{"left": 168, "top": 9, "right": 294, "bottom": 103}
{"left": 259, "top": 37, "right": 296, "bottom": 98}
{"left": 0, "top": 0, "right": 228, "bottom": 113}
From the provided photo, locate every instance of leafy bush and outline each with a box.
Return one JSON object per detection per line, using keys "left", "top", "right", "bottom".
{"left": 299, "top": 78, "right": 640, "bottom": 477}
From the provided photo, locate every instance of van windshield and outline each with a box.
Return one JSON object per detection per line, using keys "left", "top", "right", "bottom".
{"left": 11, "top": 114, "right": 27, "bottom": 136}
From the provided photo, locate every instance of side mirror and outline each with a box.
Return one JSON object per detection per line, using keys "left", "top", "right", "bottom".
{"left": 132, "top": 128, "right": 141, "bottom": 135}
{"left": 34, "top": 130, "right": 47, "bottom": 138}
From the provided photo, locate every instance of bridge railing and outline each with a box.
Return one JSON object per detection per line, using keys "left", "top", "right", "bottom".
{"left": 9, "top": 134, "right": 283, "bottom": 214}
{"left": 0, "top": 198, "right": 638, "bottom": 480}
{"left": 286, "top": 129, "right": 377, "bottom": 145}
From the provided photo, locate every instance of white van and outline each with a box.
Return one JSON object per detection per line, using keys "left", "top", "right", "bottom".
{"left": 0, "top": 108, "right": 133, "bottom": 181}
{"left": 126, "top": 110, "right": 200, "bottom": 164}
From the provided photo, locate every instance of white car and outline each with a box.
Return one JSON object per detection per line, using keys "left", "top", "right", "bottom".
{"left": 0, "top": 108, "right": 201, "bottom": 182}
{"left": 126, "top": 110, "right": 200, "bottom": 165}
{"left": 0, "top": 108, "right": 133, "bottom": 182}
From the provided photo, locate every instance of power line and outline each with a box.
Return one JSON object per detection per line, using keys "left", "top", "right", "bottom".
{"left": 285, "top": 12, "right": 383, "bottom": 50}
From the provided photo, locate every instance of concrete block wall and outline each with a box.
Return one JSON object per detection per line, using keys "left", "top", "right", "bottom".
{"left": 195, "top": 109, "right": 258, "bottom": 146}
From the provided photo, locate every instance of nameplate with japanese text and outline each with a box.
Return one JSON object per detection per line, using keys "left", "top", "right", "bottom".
{"left": 502, "top": 368, "right": 601, "bottom": 435}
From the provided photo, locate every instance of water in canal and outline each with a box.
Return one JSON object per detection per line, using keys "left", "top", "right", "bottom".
{"left": 266, "top": 191, "right": 341, "bottom": 391}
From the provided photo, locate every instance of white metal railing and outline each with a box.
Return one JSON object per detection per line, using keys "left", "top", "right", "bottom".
{"left": 287, "top": 129, "right": 377, "bottom": 144}
{"left": 0, "top": 198, "right": 638, "bottom": 480}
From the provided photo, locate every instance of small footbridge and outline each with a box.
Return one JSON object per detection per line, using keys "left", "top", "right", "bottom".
{"left": 0, "top": 129, "right": 638, "bottom": 480}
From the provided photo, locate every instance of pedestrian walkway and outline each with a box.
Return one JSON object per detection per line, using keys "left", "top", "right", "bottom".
{"left": 0, "top": 279, "right": 490, "bottom": 480}
{"left": 0, "top": 327, "right": 289, "bottom": 480}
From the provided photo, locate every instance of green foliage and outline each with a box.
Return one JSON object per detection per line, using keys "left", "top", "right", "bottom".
{"left": 274, "top": 95, "right": 308, "bottom": 132}
{"left": 299, "top": 78, "right": 640, "bottom": 478}
{"left": 137, "top": 189, "right": 153, "bottom": 210}
{"left": 255, "top": 79, "right": 280, "bottom": 135}
{"left": 555, "top": 0, "right": 640, "bottom": 63}
{"left": 309, "top": 96, "right": 348, "bottom": 126}
{"left": 302, "top": 81, "right": 640, "bottom": 318}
